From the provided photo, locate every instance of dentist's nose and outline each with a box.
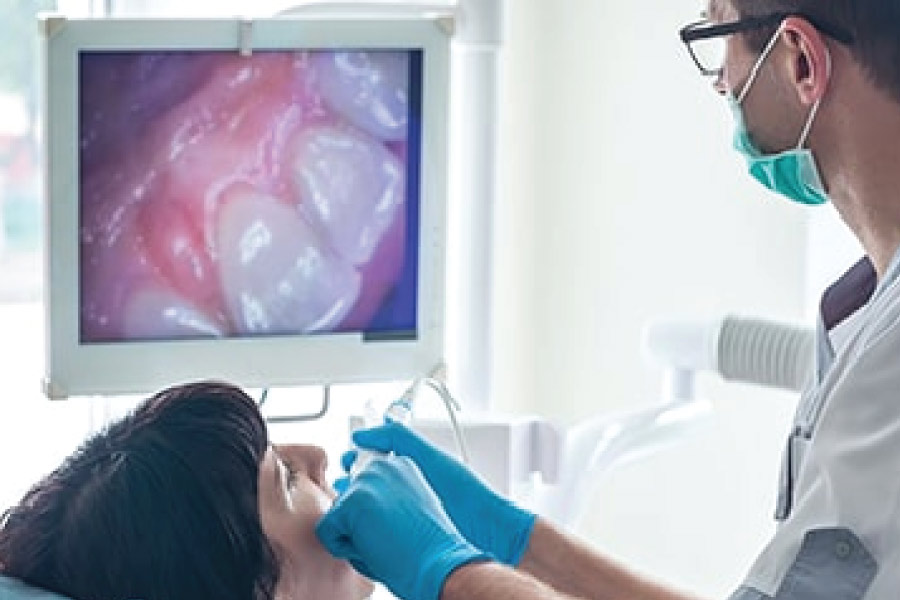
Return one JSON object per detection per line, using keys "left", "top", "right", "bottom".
{"left": 713, "top": 70, "right": 728, "bottom": 95}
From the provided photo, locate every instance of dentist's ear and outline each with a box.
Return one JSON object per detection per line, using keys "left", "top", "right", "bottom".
{"left": 780, "top": 16, "right": 831, "bottom": 106}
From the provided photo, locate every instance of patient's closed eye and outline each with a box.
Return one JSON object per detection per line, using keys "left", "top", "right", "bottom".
{"left": 285, "top": 465, "right": 298, "bottom": 489}
{"left": 278, "top": 455, "right": 298, "bottom": 490}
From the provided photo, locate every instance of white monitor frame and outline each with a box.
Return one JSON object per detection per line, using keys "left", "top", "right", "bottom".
{"left": 41, "top": 15, "right": 451, "bottom": 399}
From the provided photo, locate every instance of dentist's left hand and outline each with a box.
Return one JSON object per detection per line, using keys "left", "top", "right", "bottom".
{"left": 316, "top": 454, "right": 490, "bottom": 600}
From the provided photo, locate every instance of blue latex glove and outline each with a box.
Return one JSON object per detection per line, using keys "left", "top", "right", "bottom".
{"left": 316, "top": 454, "right": 489, "bottom": 600}
{"left": 339, "top": 422, "right": 537, "bottom": 566}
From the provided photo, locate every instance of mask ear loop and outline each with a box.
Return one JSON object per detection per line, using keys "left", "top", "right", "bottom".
{"left": 796, "top": 44, "right": 832, "bottom": 149}
{"left": 737, "top": 25, "right": 784, "bottom": 104}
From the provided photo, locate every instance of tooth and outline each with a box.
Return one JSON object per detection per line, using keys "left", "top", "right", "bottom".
{"left": 291, "top": 124, "right": 404, "bottom": 265}
{"left": 216, "top": 187, "right": 360, "bottom": 334}
{"left": 123, "top": 286, "right": 224, "bottom": 339}
{"left": 312, "top": 51, "right": 409, "bottom": 141}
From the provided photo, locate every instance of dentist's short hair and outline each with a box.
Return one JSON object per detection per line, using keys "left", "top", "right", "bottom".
{"left": 732, "top": 0, "right": 900, "bottom": 104}
{"left": 0, "top": 381, "right": 279, "bottom": 600}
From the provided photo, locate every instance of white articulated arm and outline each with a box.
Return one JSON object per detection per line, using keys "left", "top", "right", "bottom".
{"left": 536, "top": 314, "right": 814, "bottom": 527}
{"left": 643, "top": 315, "right": 815, "bottom": 393}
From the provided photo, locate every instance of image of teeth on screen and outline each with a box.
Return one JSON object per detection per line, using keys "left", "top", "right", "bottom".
{"left": 78, "top": 50, "right": 421, "bottom": 344}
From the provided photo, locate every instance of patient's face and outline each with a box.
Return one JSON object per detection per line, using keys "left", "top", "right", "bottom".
{"left": 258, "top": 444, "right": 373, "bottom": 599}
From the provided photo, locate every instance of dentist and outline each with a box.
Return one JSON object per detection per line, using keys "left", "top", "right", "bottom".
{"left": 317, "top": 1, "right": 900, "bottom": 599}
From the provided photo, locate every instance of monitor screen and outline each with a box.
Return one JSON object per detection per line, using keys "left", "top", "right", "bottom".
{"left": 43, "top": 16, "right": 451, "bottom": 398}
{"left": 80, "top": 49, "right": 420, "bottom": 343}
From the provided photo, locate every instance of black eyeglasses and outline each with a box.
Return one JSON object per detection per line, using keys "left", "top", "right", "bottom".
{"left": 679, "top": 12, "right": 854, "bottom": 77}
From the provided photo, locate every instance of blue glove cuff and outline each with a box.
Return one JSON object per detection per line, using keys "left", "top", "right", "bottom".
{"left": 482, "top": 495, "right": 537, "bottom": 566}
{"left": 421, "top": 545, "right": 492, "bottom": 600}
{"left": 504, "top": 509, "right": 538, "bottom": 566}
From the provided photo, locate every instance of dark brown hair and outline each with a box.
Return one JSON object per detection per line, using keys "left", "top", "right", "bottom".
{"left": 732, "top": 0, "right": 900, "bottom": 103}
{"left": 0, "top": 381, "right": 279, "bottom": 600}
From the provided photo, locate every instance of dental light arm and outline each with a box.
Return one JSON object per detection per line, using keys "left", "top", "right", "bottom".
{"left": 276, "top": 1, "right": 454, "bottom": 19}
{"left": 535, "top": 314, "right": 814, "bottom": 527}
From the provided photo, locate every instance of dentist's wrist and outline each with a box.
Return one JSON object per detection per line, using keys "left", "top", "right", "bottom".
{"left": 487, "top": 495, "right": 538, "bottom": 566}
{"left": 423, "top": 543, "right": 492, "bottom": 600}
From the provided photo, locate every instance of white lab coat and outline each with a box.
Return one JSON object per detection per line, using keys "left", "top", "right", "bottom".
{"left": 731, "top": 252, "right": 900, "bottom": 599}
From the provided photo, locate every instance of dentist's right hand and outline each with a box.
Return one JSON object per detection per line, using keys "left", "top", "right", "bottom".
{"left": 316, "top": 454, "right": 490, "bottom": 600}
{"left": 340, "top": 422, "right": 537, "bottom": 566}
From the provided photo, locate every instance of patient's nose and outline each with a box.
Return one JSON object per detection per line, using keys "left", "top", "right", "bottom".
{"left": 276, "top": 444, "right": 328, "bottom": 485}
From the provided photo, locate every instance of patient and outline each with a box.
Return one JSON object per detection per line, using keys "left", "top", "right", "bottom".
{"left": 0, "top": 381, "right": 373, "bottom": 600}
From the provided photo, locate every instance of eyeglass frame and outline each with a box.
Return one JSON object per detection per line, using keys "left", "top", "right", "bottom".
{"left": 679, "top": 12, "right": 854, "bottom": 77}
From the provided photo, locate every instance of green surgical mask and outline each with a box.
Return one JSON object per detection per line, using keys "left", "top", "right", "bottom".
{"left": 729, "top": 28, "right": 830, "bottom": 206}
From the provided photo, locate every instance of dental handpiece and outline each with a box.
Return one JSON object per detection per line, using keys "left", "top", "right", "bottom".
{"left": 350, "top": 397, "right": 414, "bottom": 478}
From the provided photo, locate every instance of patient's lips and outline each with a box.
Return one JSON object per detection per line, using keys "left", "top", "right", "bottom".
{"left": 79, "top": 51, "right": 411, "bottom": 341}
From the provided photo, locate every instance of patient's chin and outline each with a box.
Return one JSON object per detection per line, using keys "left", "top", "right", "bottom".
{"left": 351, "top": 570, "right": 376, "bottom": 599}
{"left": 275, "top": 554, "right": 373, "bottom": 600}
{"left": 331, "top": 557, "right": 375, "bottom": 599}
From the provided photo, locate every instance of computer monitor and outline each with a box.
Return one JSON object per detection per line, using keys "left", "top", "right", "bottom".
{"left": 41, "top": 15, "right": 451, "bottom": 399}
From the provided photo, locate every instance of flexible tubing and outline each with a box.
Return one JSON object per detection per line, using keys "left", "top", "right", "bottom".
{"left": 716, "top": 316, "right": 815, "bottom": 392}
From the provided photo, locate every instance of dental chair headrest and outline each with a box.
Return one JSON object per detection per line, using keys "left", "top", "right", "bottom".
{"left": 0, "top": 575, "right": 72, "bottom": 600}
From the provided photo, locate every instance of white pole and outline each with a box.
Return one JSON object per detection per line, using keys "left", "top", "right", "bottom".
{"left": 445, "top": 0, "right": 504, "bottom": 414}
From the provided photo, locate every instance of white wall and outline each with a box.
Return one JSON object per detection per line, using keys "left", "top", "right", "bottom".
{"left": 805, "top": 204, "right": 864, "bottom": 317}
{"left": 493, "top": 1, "right": 811, "bottom": 596}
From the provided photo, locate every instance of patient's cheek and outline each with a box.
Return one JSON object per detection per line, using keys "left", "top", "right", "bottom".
{"left": 80, "top": 51, "right": 409, "bottom": 341}
{"left": 298, "top": 481, "right": 336, "bottom": 544}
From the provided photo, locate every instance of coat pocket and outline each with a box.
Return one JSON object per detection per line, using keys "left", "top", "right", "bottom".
{"left": 728, "top": 585, "right": 772, "bottom": 600}
{"left": 775, "top": 528, "right": 876, "bottom": 600}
